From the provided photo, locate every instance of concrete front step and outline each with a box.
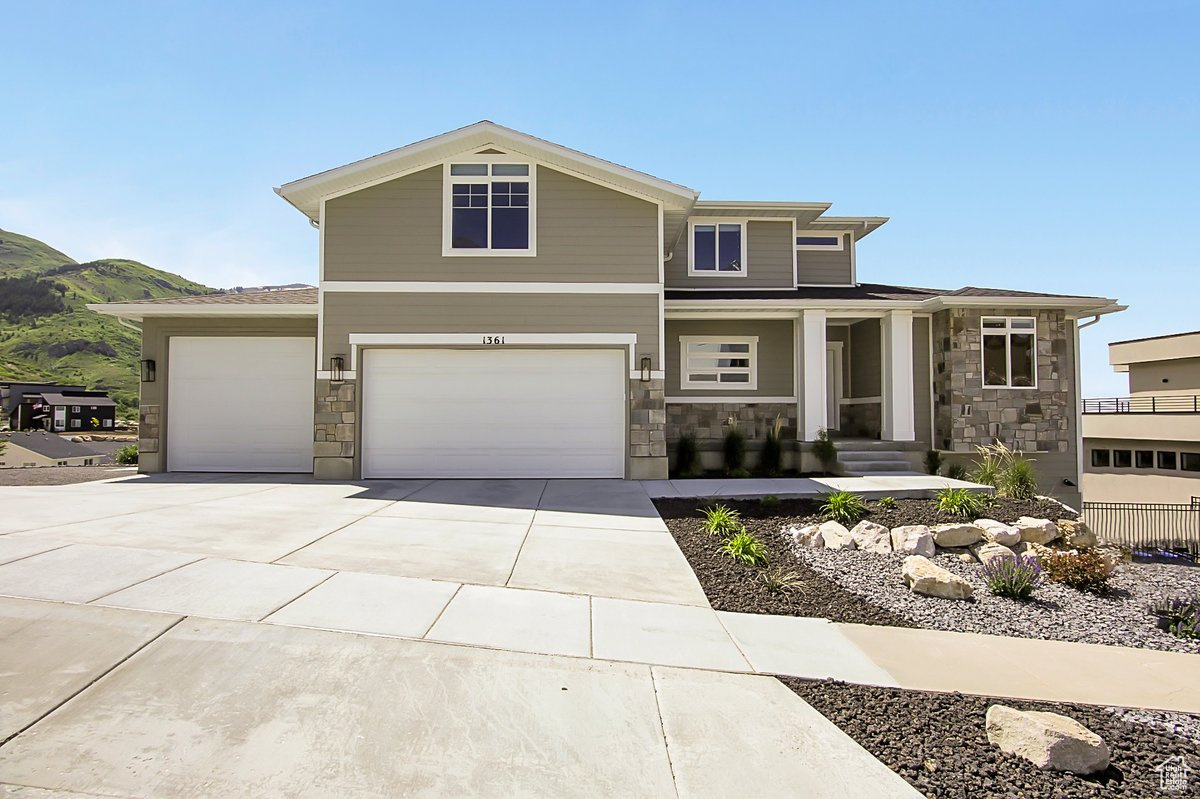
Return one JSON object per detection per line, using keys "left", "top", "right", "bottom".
{"left": 840, "top": 461, "right": 913, "bottom": 473}
{"left": 837, "top": 451, "right": 911, "bottom": 463}
{"left": 843, "top": 468, "right": 925, "bottom": 477}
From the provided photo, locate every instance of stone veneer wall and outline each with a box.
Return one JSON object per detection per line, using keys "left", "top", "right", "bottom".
{"left": 839, "top": 402, "right": 881, "bottom": 439}
{"left": 138, "top": 404, "right": 160, "bottom": 458}
{"left": 665, "top": 403, "right": 798, "bottom": 444}
{"left": 313, "top": 379, "right": 356, "bottom": 478}
{"left": 932, "top": 308, "right": 1072, "bottom": 453}
{"left": 629, "top": 378, "right": 666, "bottom": 459}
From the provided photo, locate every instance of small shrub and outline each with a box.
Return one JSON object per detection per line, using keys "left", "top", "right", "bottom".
{"left": 759, "top": 414, "right": 785, "bottom": 477}
{"left": 936, "top": 487, "right": 989, "bottom": 519}
{"left": 1042, "top": 549, "right": 1112, "bottom": 593}
{"left": 723, "top": 416, "right": 746, "bottom": 475}
{"left": 674, "top": 434, "right": 700, "bottom": 478}
{"left": 811, "top": 428, "right": 837, "bottom": 474}
{"left": 114, "top": 444, "right": 138, "bottom": 465}
{"left": 923, "top": 449, "right": 943, "bottom": 476}
{"left": 728, "top": 466, "right": 751, "bottom": 479}
{"left": 761, "top": 569, "right": 804, "bottom": 594}
{"left": 946, "top": 462, "right": 968, "bottom": 481}
{"left": 877, "top": 496, "right": 897, "bottom": 510}
{"left": 721, "top": 528, "right": 769, "bottom": 567}
{"left": 1149, "top": 595, "right": 1200, "bottom": 639}
{"left": 982, "top": 555, "right": 1042, "bottom": 599}
{"left": 760, "top": 494, "right": 781, "bottom": 511}
{"left": 997, "top": 453, "right": 1038, "bottom": 499}
{"left": 820, "top": 490, "right": 867, "bottom": 525}
{"left": 700, "top": 503, "right": 740, "bottom": 536}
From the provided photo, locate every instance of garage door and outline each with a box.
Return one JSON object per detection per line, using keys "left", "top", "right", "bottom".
{"left": 361, "top": 348, "right": 625, "bottom": 478}
{"left": 167, "top": 337, "right": 315, "bottom": 472}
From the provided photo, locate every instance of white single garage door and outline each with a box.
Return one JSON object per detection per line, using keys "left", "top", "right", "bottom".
{"left": 361, "top": 348, "right": 625, "bottom": 478}
{"left": 167, "top": 337, "right": 315, "bottom": 472}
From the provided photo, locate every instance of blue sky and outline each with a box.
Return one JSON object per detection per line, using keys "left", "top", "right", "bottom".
{"left": 2, "top": 1, "right": 1196, "bottom": 395}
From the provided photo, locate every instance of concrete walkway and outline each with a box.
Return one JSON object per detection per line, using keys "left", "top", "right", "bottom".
{"left": 643, "top": 474, "right": 990, "bottom": 500}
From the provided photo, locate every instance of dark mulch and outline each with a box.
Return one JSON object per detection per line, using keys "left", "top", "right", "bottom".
{"left": 783, "top": 679, "right": 1200, "bottom": 798}
{"left": 654, "top": 496, "right": 1078, "bottom": 624}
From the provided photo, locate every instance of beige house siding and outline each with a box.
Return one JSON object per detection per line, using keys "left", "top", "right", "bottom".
{"left": 849, "top": 319, "right": 882, "bottom": 397}
{"left": 323, "top": 165, "right": 660, "bottom": 283}
{"left": 665, "top": 221, "right": 793, "bottom": 289}
{"left": 664, "top": 319, "right": 795, "bottom": 398}
{"left": 1084, "top": 436, "right": 1200, "bottom": 503}
{"left": 0, "top": 444, "right": 94, "bottom": 468}
{"left": 913, "top": 316, "right": 932, "bottom": 447}
{"left": 1128, "top": 357, "right": 1200, "bottom": 395}
{"left": 796, "top": 237, "right": 853, "bottom": 285}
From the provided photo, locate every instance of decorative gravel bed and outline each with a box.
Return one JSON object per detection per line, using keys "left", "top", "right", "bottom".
{"left": 783, "top": 679, "right": 1200, "bottom": 798}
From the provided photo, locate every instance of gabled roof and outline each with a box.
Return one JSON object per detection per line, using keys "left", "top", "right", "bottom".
{"left": 37, "top": 393, "right": 117, "bottom": 407}
{"left": 276, "top": 121, "right": 700, "bottom": 221}
{"left": 1, "top": 432, "right": 98, "bottom": 460}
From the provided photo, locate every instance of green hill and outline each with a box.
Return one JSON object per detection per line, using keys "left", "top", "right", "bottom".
{"left": 0, "top": 229, "right": 217, "bottom": 416}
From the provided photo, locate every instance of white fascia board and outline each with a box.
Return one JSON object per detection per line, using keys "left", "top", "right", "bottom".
{"left": 87, "top": 303, "right": 318, "bottom": 320}
{"left": 321, "top": 281, "right": 662, "bottom": 294}
{"left": 347, "top": 333, "right": 637, "bottom": 346}
{"left": 665, "top": 295, "right": 1122, "bottom": 315}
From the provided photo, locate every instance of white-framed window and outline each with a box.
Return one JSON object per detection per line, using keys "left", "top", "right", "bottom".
{"left": 679, "top": 336, "right": 758, "bottom": 389}
{"left": 442, "top": 161, "right": 536, "bottom": 256}
{"left": 71, "top": 405, "right": 81, "bottom": 413}
{"left": 69, "top": 419, "right": 81, "bottom": 429}
{"left": 688, "top": 219, "right": 747, "bottom": 276}
{"left": 795, "top": 233, "right": 844, "bottom": 251}
{"left": 102, "top": 419, "right": 113, "bottom": 428}
{"left": 981, "top": 316, "right": 1037, "bottom": 388}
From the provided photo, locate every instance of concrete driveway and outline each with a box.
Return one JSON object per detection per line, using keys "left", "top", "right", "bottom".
{"left": 0, "top": 475, "right": 919, "bottom": 798}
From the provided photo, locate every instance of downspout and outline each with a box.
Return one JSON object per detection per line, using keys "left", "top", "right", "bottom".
{"left": 1072, "top": 314, "right": 1102, "bottom": 505}
{"left": 115, "top": 316, "right": 141, "bottom": 333}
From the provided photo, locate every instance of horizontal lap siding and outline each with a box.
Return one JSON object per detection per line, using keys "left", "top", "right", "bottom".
{"left": 664, "top": 319, "right": 794, "bottom": 397}
{"left": 850, "top": 319, "right": 881, "bottom": 397}
{"left": 665, "top": 221, "right": 793, "bottom": 289}
{"left": 914, "top": 316, "right": 932, "bottom": 447}
{"left": 322, "top": 293, "right": 660, "bottom": 363}
{"left": 796, "top": 240, "right": 852, "bottom": 285}
{"left": 324, "top": 166, "right": 659, "bottom": 282}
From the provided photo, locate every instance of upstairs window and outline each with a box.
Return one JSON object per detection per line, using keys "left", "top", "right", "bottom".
{"left": 982, "top": 317, "right": 1037, "bottom": 388}
{"left": 795, "top": 234, "right": 844, "bottom": 251}
{"left": 444, "top": 163, "right": 534, "bottom": 254}
{"left": 689, "top": 220, "right": 745, "bottom": 275}
{"left": 680, "top": 336, "right": 758, "bottom": 389}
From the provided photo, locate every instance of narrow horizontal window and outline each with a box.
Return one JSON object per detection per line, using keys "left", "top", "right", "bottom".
{"left": 795, "top": 234, "right": 843, "bottom": 251}
{"left": 689, "top": 220, "right": 745, "bottom": 275}
{"left": 1158, "top": 451, "right": 1178, "bottom": 470}
{"left": 1181, "top": 452, "right": 1200, "bottom": 472}
{"left": 1090, "top": 449, "right": 1110, "bottom": 468}
{"left": 1113, "top": 449, "right": 1132, "bottom": 468}
{"left": 1136, "top": 449, "right": 1154, "bottom": 468}
{"left": 680, "top": 337, "right": 757, "bottom": 389}
{"left": 450, "top": 163, "right": 488, "bottom": 176}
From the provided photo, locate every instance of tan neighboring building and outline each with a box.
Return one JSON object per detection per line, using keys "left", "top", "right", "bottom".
{"left": 0, "top": 432, "right": 100, "bottom": 468}
{"left": 1083, "top": 330, "right": 1200, "bottom": 504}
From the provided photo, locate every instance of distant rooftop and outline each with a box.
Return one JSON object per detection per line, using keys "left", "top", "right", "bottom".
{"left": 0, "top": 431, "right": 98, "bottom": 460}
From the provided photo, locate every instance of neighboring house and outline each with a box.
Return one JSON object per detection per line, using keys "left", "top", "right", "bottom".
{"left": 90, "top": 121, "right": 1122, "bottom": 505}
{"left": 2, "top": 382, "right": 85, "bottom": 429}
{"left": 10, "top": 390, "right": 117, "bottom": 432}
{"left": 1083, "top": 330, "right": 1200, "bottom": 504}
{"left": 0, "top": 432, "right": 100, "bottom": 468}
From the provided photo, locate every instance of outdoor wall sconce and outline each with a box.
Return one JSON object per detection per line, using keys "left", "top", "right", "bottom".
{"left": 640, "top": 356, "right": 652, "bottom": 382}
{"left": 140, "top": 359, "right": 156, "bottom": 383}
{"left": 330, "top": 355, "right": 345, "bottom": 382}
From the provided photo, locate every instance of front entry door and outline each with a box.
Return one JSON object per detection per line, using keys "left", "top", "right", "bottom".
{"left": 52, "top": 406, "right": 66, "bottom": 432}
{"left": 825, "top": 343, "right": 844, "bottom": 431}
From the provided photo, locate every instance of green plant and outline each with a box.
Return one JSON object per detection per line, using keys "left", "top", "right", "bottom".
{"left": 935, "top": 487, "right": 989, "bottom": 519}
{"left": 700, "top": 503, "right": 741, "bottom": 536}
{"left": 982, "top": 555, "right": 1042, "bottom": 599}
{"left": 923, "top": 449, "right": 943, "bottom": 476}
{"left": 1149, "top": 595, "right": 1200, "bottom": 639}
{"left": 760, "top": 494, "right": 781, "bottom": 511}
{"left": 946, "top": 463, "right": 968, "bottom": 481}
{"left": 760, "top": 569, "right": 804, "bottom": 594}
{"left": 674, "top": 434, "right": 701, "bottom": 478}
{"left": 1042, "top": 549, "right": 1112, "bottom": 593}
{"left": 877, "top": 496, "right": 897, "bottom": 510}
{"left": 728, "top": 467, "right": 751, "bottom": 479}
{"left": 820, "top": 490, "right": 867, "bottom": 525}
{"left": 723, "top": 416, "right": 746, "bottom": 475}
{"left": 997, "top": 453, "right": 1038, "bottom": 499}
{"left": 114, "top": 443, "right": 138, "bottom": 465}
{"left": 759, "top": 415, "right": 784, "bottom": 477}
{"left": 720, "top": 528, "right": 769, "bottom": 567}
{"left": 812, "top": 427, "right": 837, "bottom": 474}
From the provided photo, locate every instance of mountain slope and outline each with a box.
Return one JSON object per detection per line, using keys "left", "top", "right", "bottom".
{"left": 0, "top": 229, "right": 216, "bottom": 415}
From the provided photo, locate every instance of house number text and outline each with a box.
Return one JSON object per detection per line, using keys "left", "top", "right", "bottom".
{"left": 482, "top": 335, "right": 506, "bottom": 345}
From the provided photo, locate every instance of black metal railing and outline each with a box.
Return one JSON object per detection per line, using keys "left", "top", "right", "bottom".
{"left": 1081, "top": 395, "right": 1200, "bottom": 414}
{"left": 1082, "top": 501, "right": 1200, "bottom": 556}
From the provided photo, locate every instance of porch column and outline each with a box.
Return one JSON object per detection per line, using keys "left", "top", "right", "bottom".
{"left": 799, "top": 309, "right": 827, "bottom": 441}
{"left": 881, "top": 309, "right": 916, "bottom": 441}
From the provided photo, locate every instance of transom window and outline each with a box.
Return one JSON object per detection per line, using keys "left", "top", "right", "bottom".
{"left": 981, "top": 316, "right": 1037, "bottom": 388}
{"left": 795, "top": 234, "right": 844, "bottom": 251}
{"left": 444, "top": 162, "right": 534, "bottom": 254}
{"left": 680, "top": 336, "right": 758, "bottom": 389}
{"left": 689, "top": 220, "right": 746, "bottom": 275}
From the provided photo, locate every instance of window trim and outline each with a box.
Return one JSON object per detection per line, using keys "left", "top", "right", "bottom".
{"left": 1135, "top": 449, "right": 1154, "bottom": 469}
{"left": 441, "top": 159, "right": 538, "bottom": 257}
{"left": 1112, "top": 449, "right": 1132, "bottom": 468}
{"left": 679, "top": 336, "right": 758, "bottom": 390}
{"left": 1158, "top": 450, "right": 1178, "bottom": 470}
{"left": 687, "top": 218, "right": 749, "bottom": 277}
{"left": 981, "top": 316, "right": 1038, "bottom": 389}
{"left": 1090, "top": 449, "right": 1110, "bottom": 468}
{"left": 794, "top": 232, "right": 845, "bottom": 251}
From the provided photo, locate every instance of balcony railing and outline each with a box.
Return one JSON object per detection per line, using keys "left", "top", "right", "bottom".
{"left": 1082, "top": 395, "right": 1200, "bottom": 414}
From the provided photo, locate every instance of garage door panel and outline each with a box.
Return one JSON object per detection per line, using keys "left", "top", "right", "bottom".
{"left": 168, "top": 337, "right": 315, "bottom": 473}
{"left": 362, "top": 349, "right": 625, "bottom": 478}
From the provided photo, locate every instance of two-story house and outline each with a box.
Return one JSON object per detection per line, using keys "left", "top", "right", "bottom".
{"left": 92, "top": 122, "right": 1121, "bottom": 505}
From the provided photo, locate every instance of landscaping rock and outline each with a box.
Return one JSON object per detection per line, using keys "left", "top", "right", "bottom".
{"left": 1012, "top": 541, "right": 1053, "bottom": 566}
{"left": 1057, "top": 518, "right": 1097, "bottom": 548}
{"left": 819, "top": 521, "right": 855, "bottom": 551}
{"left": 969, "top": 542, "right": 1017, "bottom": 567}
{"left": 786, "top": 524, "right": 824, "bottom": 549}
{"left": 974, "top": 518, "right": 1021, "bottom": 546}
{"left": 901, "top": 555, "right": 974, "bottom": 600}
{"left": 849, "top": 520, "right": 892, "bottom": 554}
{"left": 890, "top": 525, "right": 935, "bottom": 556}
{"left": 930, "top": 522, "right": 984, "bottom": 548}
{"left": 985, "top": 704, "right": 1110, "bottom": 775}
{"left": 1014, "top": 517, "right": 1060, "bottom": 545}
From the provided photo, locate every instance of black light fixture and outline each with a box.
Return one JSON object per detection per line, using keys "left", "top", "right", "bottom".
{"left": 330, "top": 355, "right": 345, "bottom": 382}
{"left": 640, "top": 356, "right": 652, "bottom": 382}
{"left": 140, "top": 359, "right": 156, "bottom": 383}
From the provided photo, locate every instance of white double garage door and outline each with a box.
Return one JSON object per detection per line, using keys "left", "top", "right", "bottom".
{"left": 167, "top": 337, "right": 626, "bottom": 477}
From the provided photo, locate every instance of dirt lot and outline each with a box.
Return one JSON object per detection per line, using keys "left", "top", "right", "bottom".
{"left": 0, "top": 466, "right": 137, "bottom": 486}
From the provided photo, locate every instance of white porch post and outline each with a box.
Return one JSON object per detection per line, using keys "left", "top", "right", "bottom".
{"left": 799, "top": 309, "right": 827, "bottom": 441}
{"left": 881, "top": 310, "right": 916, "bottom": 441}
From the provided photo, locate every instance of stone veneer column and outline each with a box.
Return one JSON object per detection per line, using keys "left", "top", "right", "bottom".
{"left": 313, "top": 378, "right": 356, "bottom": 479}
{"left": 137, "top": 403, "right": 161, "bottom": 472}
{"left": 628, "top": 377, "right": 666, "bottom": 479}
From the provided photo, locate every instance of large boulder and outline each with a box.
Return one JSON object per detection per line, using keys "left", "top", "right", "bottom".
{"left": 1015, "top": 517, "right": 1060, "bottom": 545}
{"left": 970, "top": 542, "right": 1017, "bottom": 567}
{"left": 820, "top": 520, "right": 856, "bottom": 551}
{"left": 901, "top": 555, "right": 974, "bottom": 600}
{"left": 786, "top": 524, "right": 824, "bottom": 549}
{"left": 890, "top": 525, "right": 936, "bottom": 557}
{"left": 1057, "top": 519, "right": 1097, "bottom": 548}
{"left": 930, "top": 522, "right": 984, "bottom": 548}
{"left": 975, "top": 518, "right": 1021, "bottom": 546}
{"left": 849, "top": 520, "right": 893, "bottom": 554}
{"left": 985, "top": 705, "right": 1110, "bottom": 775}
